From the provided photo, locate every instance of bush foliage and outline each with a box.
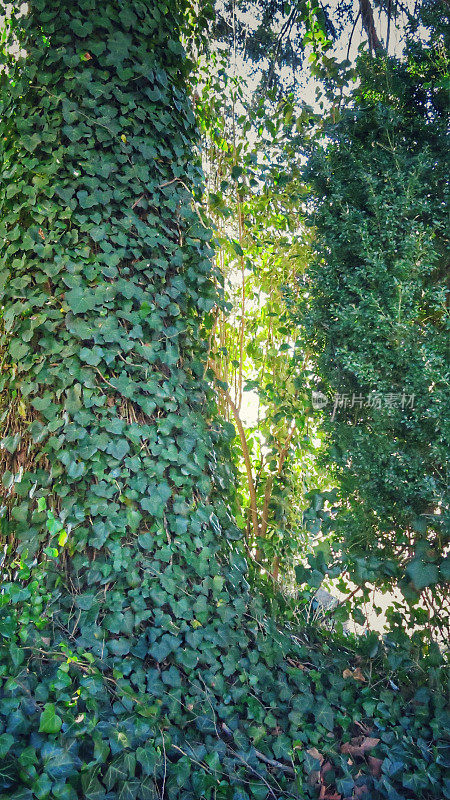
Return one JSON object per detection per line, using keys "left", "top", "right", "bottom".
{"left": 299, "top": 13, "right": 449, "bottom": 642}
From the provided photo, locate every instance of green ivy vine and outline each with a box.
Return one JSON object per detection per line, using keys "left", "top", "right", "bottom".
{"left": 0, "top": 2, "right": 447, "bottom": 800}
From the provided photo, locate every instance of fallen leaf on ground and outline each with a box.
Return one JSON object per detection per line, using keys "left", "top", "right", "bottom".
{"left": 319, "top": 786, "right": 341, "bottom": 800}
{"left": 306, "top": 747, "right": 324, "bottom": 786}
{"left": 368, "top": 755, "right": 383, "bottom": 777}
{"left": 341, "top": 736, "right": 380, "bottom": 758}
{"left": 307, "top": 747, "right": 324, "bottom": 765}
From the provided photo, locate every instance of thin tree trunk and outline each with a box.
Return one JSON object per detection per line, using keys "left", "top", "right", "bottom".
{"left": 359, "top": 0, "right": 384, "bottom": 53}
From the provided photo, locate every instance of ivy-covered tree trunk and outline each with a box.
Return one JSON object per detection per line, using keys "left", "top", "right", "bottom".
{"left": 0, "top": 2, "right": 301, "bottom": 797}
{"left": 0, "top": 3, "right": 447, "bottom": 800}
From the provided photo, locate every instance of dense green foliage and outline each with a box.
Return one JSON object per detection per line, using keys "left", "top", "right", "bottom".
{"left": 0, "top": 2, "right": 448, "bottom": 800}
{"left": 198, "top": 65, "right": 325, "bottom": 580}
{"left": 297, "top": 12, "right": 449, "bottom": 641}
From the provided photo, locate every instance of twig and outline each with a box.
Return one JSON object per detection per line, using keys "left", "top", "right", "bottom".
{"left": 334, "top": 584, "right": 363, "bottom": 610}
{"left": 132, "top": 194, "right": 145, "bottom": 209}
{"left": 161, "top": 729, "right": 167, "bottom": 799}
{"left": 221, "top": 723, "right": 295, "bottom": 776}
{"left": 386, "top": 0, "right": 392, "bottom": 54}
{"left": 157, "top": 177, "right": 188, "bottom": 190}
{"left": 93, "top": 367, "right": 116, "bottom": 391}
{"left": 346, "top": 10, "right": 361, "bottom": 63}
{"left": 254, "top": 748, "right": 295, "bottom": 777}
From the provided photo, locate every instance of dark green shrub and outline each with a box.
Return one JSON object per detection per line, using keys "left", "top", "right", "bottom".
{"left": 299, "top": 6, "right": 449, "bottom": 642}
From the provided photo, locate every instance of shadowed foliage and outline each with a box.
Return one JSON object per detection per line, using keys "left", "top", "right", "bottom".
{"left": 0, "top": 2, "right": 447, "bottom": 800}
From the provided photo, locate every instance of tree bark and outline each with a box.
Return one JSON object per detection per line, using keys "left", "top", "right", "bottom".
{"left": 359, "top": 0, "right": 384, "bottom": 53}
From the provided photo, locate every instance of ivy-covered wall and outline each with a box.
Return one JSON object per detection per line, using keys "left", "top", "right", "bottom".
{"left": 0, "top": 3, "right": 447, "bottom": 799}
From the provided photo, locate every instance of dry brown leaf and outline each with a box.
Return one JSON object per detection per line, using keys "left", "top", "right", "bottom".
{"left": 307, "top": 747, "right": 324, "bottom": 766}
{"left": 319, "top": 788, "right": 341, "bottom": 800}
{"left": 307, "top": 747, "right": 324, "bottom": 786}
{"left": 342, "top": 667, "right": 366, "bottom": 682}
{"left": 368, "top": 755, "right": 383, "bottom": 778}
{"left": 341, "top": 736, "right": 380, "bottom": 758}
{"left": 342, "top": 668, "right": 353, "bottom": 679}
{"left": 308, "top": 769, "right": 321, "bottom": 787}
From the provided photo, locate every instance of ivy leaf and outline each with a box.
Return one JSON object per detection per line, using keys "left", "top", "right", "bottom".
{"left": 70, "top": 19, "right": 93, "bottom": 37}
{"left": 42, "top": 742, "right": 76, "bottom": 779}
{"left": 31, "top": 773, "right": 52, "bottom": 800}
{"left": 65, "top": 287, "right": 96, "bottom": 314}
{"left": 136, "top": 745, "right": 159, "bottom": 775}
{"left": 21, "top": 133, "right": 41, "bottom": 152}
{"left": 138, "top": 777, "right": 159, "bottom": 800}
{"left": 75, "top": 594, "right": 95, "bottom": 611}
{"left": 352, "top": 606, "right": 366, "bottom": 626}
{"left": 32, "top": 394, "right": 53, "bottom": 412}
{"left": 149, "top": 634, "right": 180, "bottom": 662}
{"left": 80, "top": 770, "right": 104, "bottom": 800}
{"left": 107, "top": 439, "right": 130, "bottom": 460}
{"left": 117, "top": 781, "right": 139, "bottom": 800}
{"left": 0, "top": 733, "right": 14, "bottom": 758}
{"left": 104, "top": 760, "right": 127, "bottom": 791}
{"left": 80, "top": 346, "right": 103, "bottom": 366}
{"left": 39, "top": 703, "right": 63, "bottom": 734}
{"left": 294, "top": 564, "right": 309, "bottom": 585}
{"left": 314, "top": 702, "right": 334, "bottom": 731}
{"left": 18, "top": 746, "right": 38, "bottom": 768}
{"left": 439, "top": 557, "right": 450, "bottom": 580}
{"left": 108, "top": 638, "right": 130, "bottom": 656}
{"left": 119, "top": 7, "right": 138, "bottom": 29}
{"left": 2, "top": 433, "right": 21, "bottom": 454}
{"left": 106, "top": 32, "right": 132, "bottom": 65}
{"left": 51, "top": 785, "right": 77, "bottom": 800}
{"left": 9, "top": 642, "right": 24, "bottom": 667}
{"left": 336, "top": 777, "right": 354, "bottom": 796}
{"left": 303, "top": 747, "right": 323, "bottom": 773}
{"left": 402, "top": 771, "right": 429, "bottom": 792}
{"left": 9, "top": 340, "right": 29, "bottom": 360}
{"left": 406, "top": 559, "right": 439, "bottom": 590}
